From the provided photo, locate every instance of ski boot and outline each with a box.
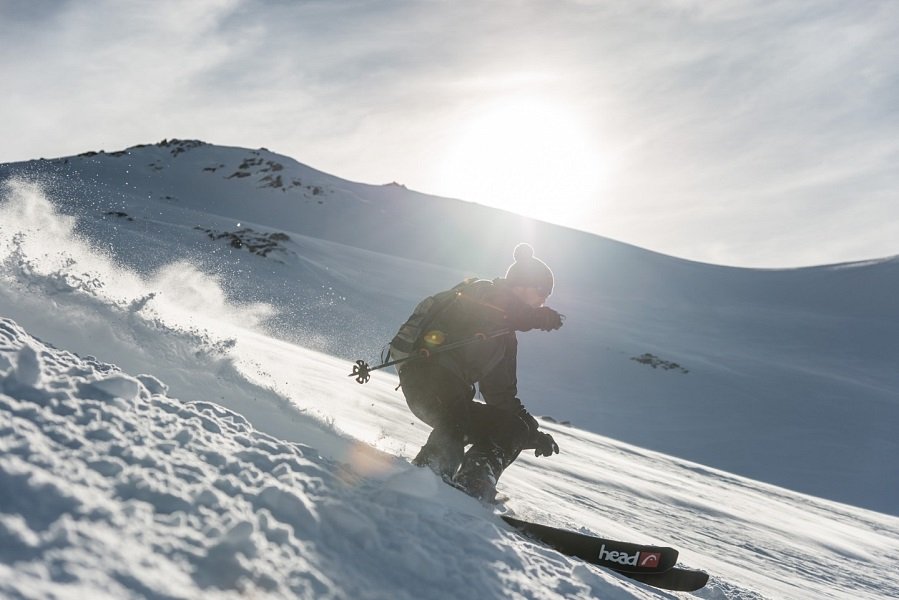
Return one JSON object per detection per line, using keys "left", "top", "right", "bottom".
{"left": 453, "top": 442, "right": 508, "bottom": 504}
{"left": 411, "top": 427, "right": 464, "bottom": 481}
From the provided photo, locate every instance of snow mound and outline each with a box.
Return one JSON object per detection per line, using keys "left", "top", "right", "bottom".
{"left": 0, "top": 317, "right": 651, "bottom": 599}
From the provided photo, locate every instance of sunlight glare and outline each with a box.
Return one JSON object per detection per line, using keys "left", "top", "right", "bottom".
{"left": 438, "top": 98, "right": 603, "bottom": 226}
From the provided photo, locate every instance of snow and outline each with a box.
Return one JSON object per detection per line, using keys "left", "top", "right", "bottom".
{"left": 1, "top": 141, "right": 898, "bottom": 599}
{"left": 0, "top": 319, "right": 667, "bottom": 600}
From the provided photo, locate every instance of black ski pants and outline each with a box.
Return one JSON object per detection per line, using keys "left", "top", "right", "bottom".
{"left": 399, "top": 360, "right": 528, "bottom": 479}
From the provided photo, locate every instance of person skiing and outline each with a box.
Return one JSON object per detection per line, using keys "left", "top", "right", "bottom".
{"left": 389, "top": 243, "right": 564, "bottom": 502}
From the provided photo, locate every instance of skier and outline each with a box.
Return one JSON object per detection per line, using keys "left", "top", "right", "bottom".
{"left": 389, "top": 243, "right": 564, "bottom": 501}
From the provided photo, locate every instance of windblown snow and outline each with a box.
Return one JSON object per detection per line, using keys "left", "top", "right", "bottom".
{"left": 1, "top": 142, "right": 898, "bottom": 599}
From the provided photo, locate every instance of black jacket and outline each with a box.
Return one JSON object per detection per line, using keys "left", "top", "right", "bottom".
{"left": 419, "top": 278, "right": 550, "bottom": 412}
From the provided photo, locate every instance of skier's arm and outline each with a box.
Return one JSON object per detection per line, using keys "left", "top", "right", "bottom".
{"left": 504, "top": 301, "right": 563, "bottom": 333}
{"left": 478, "top": 336, "right": 519, "bottom": 411}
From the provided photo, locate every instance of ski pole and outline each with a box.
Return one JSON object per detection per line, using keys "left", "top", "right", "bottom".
{"left": 349, "top": 328, "right": 511, "bottom": 384}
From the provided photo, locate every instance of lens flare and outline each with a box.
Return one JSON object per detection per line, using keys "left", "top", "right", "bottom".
{"left": 423, "top": 330, "right": 446, "bottom": 347}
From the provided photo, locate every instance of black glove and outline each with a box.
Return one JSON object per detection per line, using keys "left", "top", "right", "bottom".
{"left": 533, "top": 431, "right": 559, "bottom": 457}
{"left": 535, "top": 307, "right": 563, "bottom": 331}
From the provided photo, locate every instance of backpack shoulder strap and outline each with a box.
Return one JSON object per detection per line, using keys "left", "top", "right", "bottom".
{"left": 389, "top": 277, "right": 479, "bottom": 359}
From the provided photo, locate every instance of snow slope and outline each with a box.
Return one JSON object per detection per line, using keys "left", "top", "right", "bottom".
{"left": 1, "top": 285, "right": 897, "bottom": 599}
{"left": 2, "top": 317, "right": 673, "bottom": 600}
{"left": 1, "top": 142, "right": 898, "bottom": 598}
{"left": 2, "top": 140, "right": 896, "bottom": 515}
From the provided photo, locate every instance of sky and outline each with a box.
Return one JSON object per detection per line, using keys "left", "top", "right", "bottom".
{"left": 2, "top": 0, "right": 898, "bottom": 268}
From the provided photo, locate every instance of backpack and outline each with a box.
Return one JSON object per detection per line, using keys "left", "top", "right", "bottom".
{"left": 388, "top": 278, "right": 478, "bottom": 368}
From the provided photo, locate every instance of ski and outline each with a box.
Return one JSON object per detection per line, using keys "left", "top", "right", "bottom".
{"left": 500, "top": 515, "right": 677, "bottom": 574}
{"left": 500, "top": 515, "right": 709, "bottom": 592}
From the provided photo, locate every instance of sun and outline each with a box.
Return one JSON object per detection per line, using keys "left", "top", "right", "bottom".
{"left": 437, "top": 97, "right": 603, "bottom": 226}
